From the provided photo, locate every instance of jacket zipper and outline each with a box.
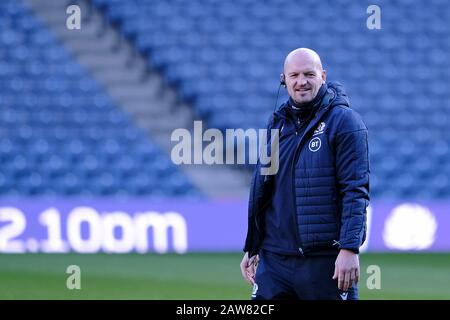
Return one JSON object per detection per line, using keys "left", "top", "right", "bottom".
{"left": 291, "top": 105, "right": 332, "bottom": 256}
{"left": 291, "top": 120, "right": 308, "bottom": 255}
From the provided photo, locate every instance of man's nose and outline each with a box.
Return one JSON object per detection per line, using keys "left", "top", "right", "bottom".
{"left": 296, "top": 76, "right": 307, "bottom": 86}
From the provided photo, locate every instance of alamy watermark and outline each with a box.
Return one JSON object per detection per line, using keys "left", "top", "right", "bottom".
{"left": 171, "top": 121, "right": 280, "bottom": 175}
{"left": 66, "top": 5, "right": 81, "bottom": 30}
{"left": 366, "top": 5, "right": 381, "bottom": 30}
{"left": 366, "top": 265, "right": 381, "bottom": 290}
{"left": 66, "top": 265, "right": 81, "bottom": 290}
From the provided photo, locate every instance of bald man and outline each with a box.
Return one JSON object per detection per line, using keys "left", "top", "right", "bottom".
{"left": 240, "top": 48, "right": 370, "bottom": 300}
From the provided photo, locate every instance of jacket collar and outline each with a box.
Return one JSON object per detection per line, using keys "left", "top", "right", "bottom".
{"left": 274, "top": 81, "right": 340, "bottom": 121}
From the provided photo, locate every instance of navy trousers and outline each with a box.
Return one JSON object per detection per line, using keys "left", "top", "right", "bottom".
{"left": 252, "top": 249, "right": 359, "bottom": 300}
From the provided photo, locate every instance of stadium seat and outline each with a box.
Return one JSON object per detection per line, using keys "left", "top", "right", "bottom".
{"left": 0, "top": 0, "right": 200, "bottom": 197}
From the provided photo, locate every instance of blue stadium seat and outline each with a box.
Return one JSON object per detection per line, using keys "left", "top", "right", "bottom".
{"left": 0, "top": 0, "right": 200, "bottom": 197}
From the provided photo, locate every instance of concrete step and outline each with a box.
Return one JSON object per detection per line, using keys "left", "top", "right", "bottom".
{"left": 94, "top": 69, "right": 144, "bottom": 85}
{"left": 108, "top": 85, "right": 161, "bottom": 101}
{"left": 138, "top": 115, "right": 190, "bottom": 133}
{"left": 182, "top": 166, "right": 251, "bottom": 196}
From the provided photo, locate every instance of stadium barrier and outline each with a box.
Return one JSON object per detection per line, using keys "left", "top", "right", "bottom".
{"left": 0, "top": 200, "right": 447, "bottom": 253}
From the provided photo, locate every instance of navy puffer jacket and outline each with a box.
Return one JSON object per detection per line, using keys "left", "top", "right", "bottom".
{"left": 244, "top": 82, "right": 370, "bottom": 257}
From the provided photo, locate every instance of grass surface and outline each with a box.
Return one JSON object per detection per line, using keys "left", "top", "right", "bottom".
{"left": 0, "top": 253, "right": 449, "bottom": 299}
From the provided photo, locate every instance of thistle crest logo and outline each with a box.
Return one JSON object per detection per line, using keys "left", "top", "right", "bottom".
{"left": 313, "top": 122, "right": 326, "bottom": 136}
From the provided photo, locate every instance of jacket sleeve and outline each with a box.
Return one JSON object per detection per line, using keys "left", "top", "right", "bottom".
{"left": 243, "top": 114, "right": 276, "bottom": 257}
{"left": 243, "top": 166, "right": 263, "bottom": 257}
{"left": 335, "top": 109, "right": 370, "bottom": 254}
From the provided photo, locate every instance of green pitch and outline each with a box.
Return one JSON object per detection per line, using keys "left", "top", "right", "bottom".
{"left": 0, "top": 253, "right": 449, "bottom": 299}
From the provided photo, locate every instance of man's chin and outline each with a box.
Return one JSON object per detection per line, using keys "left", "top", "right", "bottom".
{"left": 294, "top": 96, "right": 313, "bottom": 104}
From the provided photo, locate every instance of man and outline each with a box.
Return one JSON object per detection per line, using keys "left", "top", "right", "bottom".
{"left": 240, "top": 48, "right": 370, "bottom": 300}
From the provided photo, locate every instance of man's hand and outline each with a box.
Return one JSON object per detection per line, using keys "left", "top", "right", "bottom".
{"left": 332, "top": 249, "right": 359, "bottom": 291}
{"left": 240, "top": 252, "right": 259, "bottom": 285}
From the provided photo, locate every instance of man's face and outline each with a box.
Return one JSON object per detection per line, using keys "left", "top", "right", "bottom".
{"left": 284, "top": 56, "right": 326, "bottom": 104}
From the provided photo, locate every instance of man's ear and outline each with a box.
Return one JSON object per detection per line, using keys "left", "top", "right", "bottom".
{"left": 321, "top": 70, "right": 327, "bottom": 83}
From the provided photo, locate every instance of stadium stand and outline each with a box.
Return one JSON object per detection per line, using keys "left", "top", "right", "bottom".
{"left": 0, "top": 0, "right": 200, "bottom": 197}
{"left": 1, "top": 0, "right": 449, "bottom": 200}
{"left": 91, "top": 0, "right": 450, "bottom": 200}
